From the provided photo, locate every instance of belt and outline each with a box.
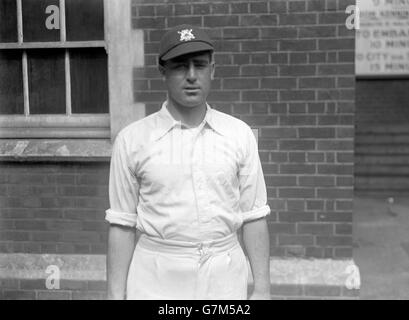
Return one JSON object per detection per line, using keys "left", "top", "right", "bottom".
{"left": 137, "top": 233, "right": 240, "bottom": 266}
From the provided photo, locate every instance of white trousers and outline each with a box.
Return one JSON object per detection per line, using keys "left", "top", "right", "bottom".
{"left": 126, "top": 233, "right": 248, "bottom": 300}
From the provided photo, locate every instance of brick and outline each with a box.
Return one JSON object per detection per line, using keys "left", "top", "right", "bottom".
{"left": 279, "top": 13, "right": 317, "bottom": 25}
{"left": 259, "top": 140, "right": 279, "bottom": 150}
{"left": 87, "top": 281, "right": 107, "bottom": 291}
{"left": 261, "top": 27, "right": 297, "bottom": 39}
{"left": 230, "top": 3, "right": 249, "bottom": 14}
{"left": 299, "top": 176, "right": 335, "bottom": 187}
{"left": 318, "top": 115, "right": 354, "bottom": 125}
{"left": 155, "top": 5, "right": 174, "bottom": 17}
{"left": 269, "top": 1, "right": 287, "bottom": 13}
{"left": 279, "top": 235, "right": 314, "bottom": 246}
{"left": 242, "top": 91, "right": 278, "bottom": 102}
{"left": 316, "top": 236, "right": 352, "bottom": 246}
{"left": 281, "top": 90, "right": 315, "bottom": 103}
{"left": 2, "top": 290, "right": 36, "bottom": 300}
{"left": 299, "top": 26, "right": 336, "bottom": 38}
{"left": 223, "top": 28, "right": 259, "bottom": 40}
{"left": 250, "top": 2, "right": 268, "bottom": 13}
{"left": 0, "top": 279, "right": 19, "bottom": 289}
{"left": 72, "top": 291, "right": 105, "bottom": 300}
{"left": 233, "top": 104, "right": 250, "bottom": 114}
{"left": 133, "top": 17, "right": 165, "bottom": 29}
{"left": 242, "top": 40, "right": 279, "bottom": 52}
{"left": 318, "top": 12, "right": 346, "bottom": 24}
{"left": 215, "top": 66, "right": 240, "bottom": 77}
{"left": 37, "top": 290, "right": 72, "bottom": 300}
{"left": 280, "top": 65, "right": 315, "bottom": 76}
{"left": 288, "top": 103, "right": 306, "bottom": 114}
{"left": 280, "top": 39, "right": 316, "bottom": 51}
{"left": 210, "top": 3, "right": 229, "bottom": 14}
{"left": 204, "top": 16, "right": 237, "bottom": 28}
{"left": 268, "top": 222, "right": 296, "bottom": 234}
{"left": 20, "top": 280, "right": 46, "bottom": 290}
{"left": 299, "top": 77, "right": 336, "bottom": 89}
{"left": 232, "top": 53, "right": 250, "bottom": 65}
{"left": 261, "top": 78, "right": 296, "bottom": 89}
{"left": 336, "top": 200, "right": 353, "bottom": 211}
{"left": 224, "top": 78, "right": 259, "bottom": 90}
{"left": 270, "top": 246, "right": 286, "bottom": 256}
{"left": 305, "top": 285, "right": 342, "bottom": 297}
{"left": 298, "top": 223, "right": 333, "bottom": 235}
{"left": 137, "top": 5, "right": 155, "bottom": 17}
{"left": 318, "top": 64, "right": 354, "bottom": 75}
{"left": 251, "top": 53, "right": 269, "bottom": 64}
{"left": 31, "top": 232, "right": 60, "bottom": 242}
{"left": 269, "top": 152, "right": 288, "bottom": 162}
{"left": 207, "top": 90, "right": 240, "bottom": 101}
{"left": 270, "top": 284, "right": 303, "bottom": 296}
{"left": 280, "top": 164, "right": 316, "bottom": 174}
{"left": 309, "top": 52, "right": 327, "bottom": 63}
{"left": 335, "top": 247, "right": 353, "bottom": 258}
{"left": 305, "top": 246, "right": 324, "bottom": 258}
{"left": 279, "top": 140, "right": 315, "bottom": 151}
{"left": 317, "top": 212, "right": 352, "bottom": 222}
{"left": 289, "top": 1, "right": 306, "bottom": 12}
{"left": 278, "top": 188, "right": 315, "bottom": 198}
{"left": 240, "top": 15, "right": 278, "bottom": 27}
{"left": 335, "top": 223, "right": 352, "bottom": 235}
{"left": 336, "top": 128, "right": 354, "bottom": 139}
{"left": 279, "top": 211, "right": 315, "bottom": 223}
{"left": 167, "top": 16, "right": 202, "bottom": 28}
{"left": 270, "top": 53, "right": 288, "bottom": 64}
{"left": 290, "top": 52, "right": 308, "bottom": 64}
{"left": 241, "top": 65, "right": 277, "bottom": 77}
{"left": 317, "top": 188, "right": 353, "bottom": 199}
{"left": 174, "top": 4, "right": 191, "bottom": 15}
{"left": 260, "top": 127, "right": 297, "bottom": 138}
{"left": 307, "top": 152, "right": 325, "bottom": 162}
{"left": 337, "top": 76, "right": 355, "bottom": 88}
{"left": 300, "top": 128, "right": 335, "bottom": 139}
{"left": 280, "top": 115, "right": 316, "bottom": 126}
{"left": 265, "top": 175, "right": 297, "bottom": 186}
{"left": 0, "top": 231, "right": 30, "bottom": 241}
{"left": 285, "top": 245, "right": 306, "bottom": 257}
{"left": 338, "top": 51, "right": 355, "bottom": 63}
{"left": 61, "top": 232, "right": 100, "bottom": 243}
{"left": 317, "top": 140, "right": 353, "bottom": 151}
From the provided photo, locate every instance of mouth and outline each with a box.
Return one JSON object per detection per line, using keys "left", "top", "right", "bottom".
{"left": 183, "top": 87, "right": 201, "bottom": 95}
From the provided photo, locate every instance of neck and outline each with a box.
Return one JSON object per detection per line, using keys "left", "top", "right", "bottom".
{"left": 166, "top": 99, "right": 207, "bottom": 128}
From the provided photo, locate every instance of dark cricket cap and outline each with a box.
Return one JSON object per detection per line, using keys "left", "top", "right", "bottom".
{"left": 158, "top": 25, "right": 214, "bottom": 63}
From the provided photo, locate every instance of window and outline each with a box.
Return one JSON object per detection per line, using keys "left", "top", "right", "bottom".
{"left": 0, "top": 0, "right": 109, "bottom": 139}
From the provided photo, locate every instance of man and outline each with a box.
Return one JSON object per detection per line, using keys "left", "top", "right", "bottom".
{"left": 105, "top": 25, "right": 271, "bottom": 300}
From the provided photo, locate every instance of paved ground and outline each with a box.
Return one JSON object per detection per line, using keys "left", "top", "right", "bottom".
{"left": 354, "top": 196, "right": 409, "bottom": 300}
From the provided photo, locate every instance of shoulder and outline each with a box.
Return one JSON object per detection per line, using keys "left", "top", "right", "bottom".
{"left": 210, "top": 107, "right": 255, "bottom": 139}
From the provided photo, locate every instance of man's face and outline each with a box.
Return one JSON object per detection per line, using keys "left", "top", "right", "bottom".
{"left": 159, "top": 51, "right": 215, "bottom": 108}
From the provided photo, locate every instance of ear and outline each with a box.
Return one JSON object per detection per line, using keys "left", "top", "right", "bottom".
{"left": 210, "top": 61, "right": 215, "bottom": 80}
{"left": 158, "top": 64, "right": 166, "bottom": 77}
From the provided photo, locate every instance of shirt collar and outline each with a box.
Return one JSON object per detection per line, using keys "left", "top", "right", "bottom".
{"left": 153, "top": 101, "right": 227, "bottom": 141}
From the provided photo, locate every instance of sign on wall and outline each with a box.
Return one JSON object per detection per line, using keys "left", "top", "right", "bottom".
{"left": 356, "top": 0, "right": 409, "bottom": 76}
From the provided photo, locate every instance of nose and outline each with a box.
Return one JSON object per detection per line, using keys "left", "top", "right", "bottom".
{"left": 186, "top": 62, "right": 197, "bottom": 82}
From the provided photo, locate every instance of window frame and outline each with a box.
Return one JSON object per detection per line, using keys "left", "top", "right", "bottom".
{"left": 0, "top": 0, "right": 110, "bottom": 139}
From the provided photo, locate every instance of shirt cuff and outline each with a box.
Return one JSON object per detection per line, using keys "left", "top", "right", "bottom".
{"left": 241, "top": 205, "right": 270, "bottom": 223}
{"left": 105, "top": 209, "right": 138, "bottom": 227}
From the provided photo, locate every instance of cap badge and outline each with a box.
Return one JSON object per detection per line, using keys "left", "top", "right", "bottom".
{"left": 178, "top": 29, "right": 195, "bottom": 42}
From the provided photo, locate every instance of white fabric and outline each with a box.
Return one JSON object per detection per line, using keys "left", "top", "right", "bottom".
{"left": 126, "top": 233, "right": 248, "bottom": 300}
{"left": 105, "top": 101, "right": 270, "bottom": 241}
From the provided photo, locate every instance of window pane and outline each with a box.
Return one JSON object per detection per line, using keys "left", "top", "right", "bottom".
{"left": 66, "top": 0, "right": 104, "bottom": 41}
{"left": 0, "top": 51, "right": 24, "bottom": 114}
{"left": 0, "top": 0, "right": 18, "bottom": 42}
{"left": 28, "top": 49, "right": 65, "bottom": 114}
{"left": 22, "top": 0, "right": 60, "bottom": 42}
{"left": 70, "top": 48, "right": 108, "bottom": 114}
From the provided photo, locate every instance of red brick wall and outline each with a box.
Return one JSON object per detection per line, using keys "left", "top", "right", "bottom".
{"left": 0, "top": 162, "right": 109, "bottom": 254}
{"left": 132, "top": 0, "right": 356, "bottom": 259}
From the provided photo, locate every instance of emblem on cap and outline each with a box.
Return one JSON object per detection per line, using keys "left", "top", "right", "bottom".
{"left": 178, "top": 29, "right": 195, "bottom": 42}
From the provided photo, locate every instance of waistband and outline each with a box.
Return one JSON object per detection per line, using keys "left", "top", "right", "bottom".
{"left": 137, "top": 232, "right": 239, "bottom": 256}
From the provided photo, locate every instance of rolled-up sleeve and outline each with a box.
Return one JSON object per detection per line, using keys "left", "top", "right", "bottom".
{"left": 239, "top": 126, "right": 271, "bottom": 223}
{"left": 105, "top": 133, "right": 140, "bottom": 227}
